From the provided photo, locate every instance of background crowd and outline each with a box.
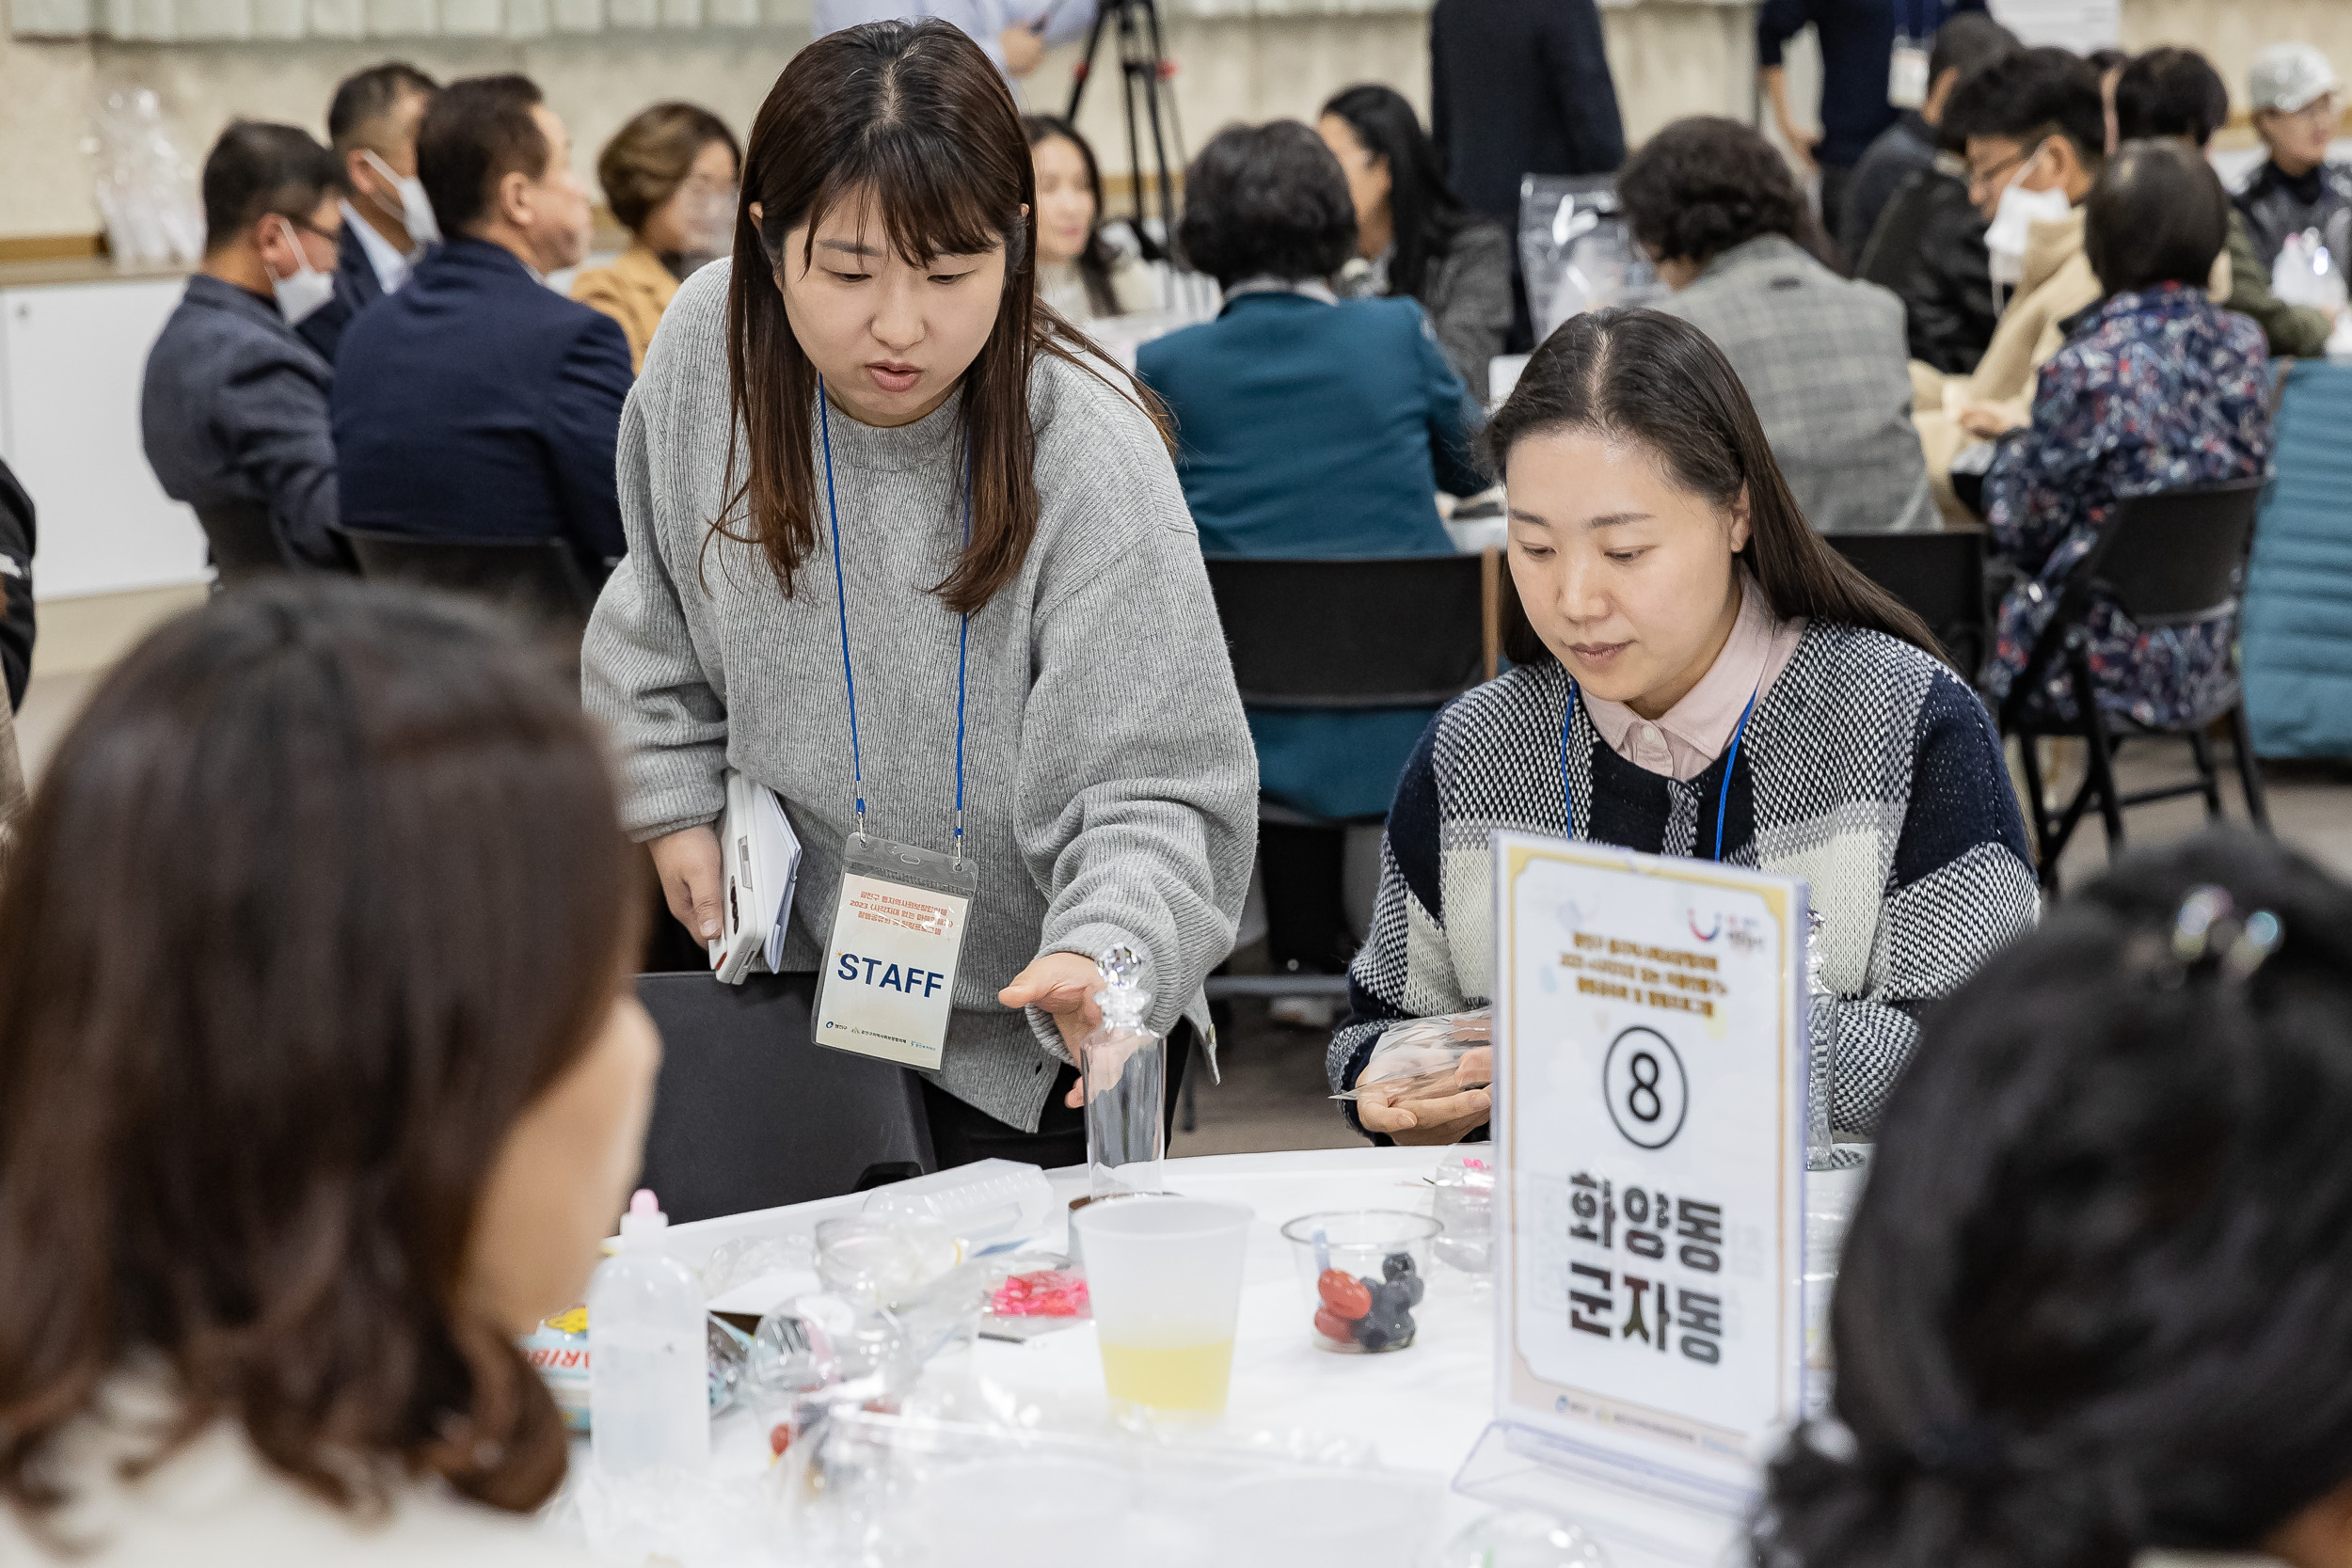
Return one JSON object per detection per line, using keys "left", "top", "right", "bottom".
{"left": 0, "top": 5, "right": 2349, "bottom": 1563}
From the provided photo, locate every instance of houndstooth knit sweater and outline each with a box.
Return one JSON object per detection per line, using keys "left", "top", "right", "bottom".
{"left": 1329, "top": 621, "right": 2039, "bottom": 1137}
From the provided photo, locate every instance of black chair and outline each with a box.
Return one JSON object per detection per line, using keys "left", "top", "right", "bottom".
{"left": 337, "top": 526, "right": 598, "bottom": 626}
{"left": 1824, "top": 528, "right": 1990, "bottom": 681}
{"left": 1199, "top": 553, "right": 1497, "bottom": 1004}
{"left": 197, "top": 501, "right": 293, "bottom": 588}
{"left": 634, "top": 971, "right": 936, "bottom": 1225}
{"left": 1998, "top": 479, "right": 2272, "bottom": 890}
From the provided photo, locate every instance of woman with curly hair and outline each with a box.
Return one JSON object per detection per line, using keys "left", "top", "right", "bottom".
{"left": 1618, "top": 116, "right": 1936, "bottom": 534}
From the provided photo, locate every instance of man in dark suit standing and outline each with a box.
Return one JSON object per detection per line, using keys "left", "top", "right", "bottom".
{"left": 331, "top": 74, "right": 632, "bottom": 576}
{"left": 298, "top": 62, "right": 438, "bottom": 365}
{"left": 1429, "top": 0, "right": 1625, "bottom": 350}
{"left": 142, "top": 121, "right": 350, "bottom": 577}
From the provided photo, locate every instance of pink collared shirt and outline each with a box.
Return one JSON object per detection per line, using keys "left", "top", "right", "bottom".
{"left": 1581, "top": 579, "right": 1805, "bottom": 783}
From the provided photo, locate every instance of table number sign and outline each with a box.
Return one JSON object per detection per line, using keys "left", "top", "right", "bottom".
{"left": 1463, "top": 830, "right": 1806, "bottom": 1523}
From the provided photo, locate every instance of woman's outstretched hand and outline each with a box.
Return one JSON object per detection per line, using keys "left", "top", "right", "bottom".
{"left": 1000, "top": 951, "right": 1104, "bottom": 1106}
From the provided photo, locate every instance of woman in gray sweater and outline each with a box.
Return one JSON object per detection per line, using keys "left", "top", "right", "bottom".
{"left": 581, "top": 21, "right": 1256, "bottom": 1164}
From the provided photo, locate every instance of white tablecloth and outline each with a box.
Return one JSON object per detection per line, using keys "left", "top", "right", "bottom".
{"left": 632, "top": 1146, "right": 1843, "bottom": 1568}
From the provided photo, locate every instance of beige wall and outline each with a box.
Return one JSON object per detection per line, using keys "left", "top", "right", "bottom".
{"left": 3, "top": 0, "right": 2346, "bottom": 241}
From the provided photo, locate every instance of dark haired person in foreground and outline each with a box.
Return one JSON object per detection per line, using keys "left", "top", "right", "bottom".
{"left": 1140, "top": 119, "right": 1484, "bottom": 1013}
{"left": 1758, "top": 829, "right": 2352, "bottom": 1568}
{"left": 0, "top": 581, "right": 653, "bottom": 1562}
{"left": 1982, "top": 139, "right": 2270, "bottom": 732}
{"left": 1333, "top": 308, "right": 2035, "bottom": 1144}
{"left": 332, "top": 73, "right": 631, "bottom": 577}
{"left": 141, "top": 119, "right": 351, "bottom": 574}
{"left": 1620, "top": 117, "right": 1934, "bottom": 534}
{"left": 1320, "top": 84, "right": 1511, "bottom": 395}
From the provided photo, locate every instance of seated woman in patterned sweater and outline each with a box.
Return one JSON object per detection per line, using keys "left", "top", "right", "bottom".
{"left": 1334, "top": 307, "right": 2040, "bottom": 1145}
{"left": 1981, "top": 138, "right": 2274, "bottom": 729}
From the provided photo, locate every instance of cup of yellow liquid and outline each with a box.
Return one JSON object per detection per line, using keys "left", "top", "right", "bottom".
{"left": 1071, "top": 1196, "right": 1253, "bottom": 1422}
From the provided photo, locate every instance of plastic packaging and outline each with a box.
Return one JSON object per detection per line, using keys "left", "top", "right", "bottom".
{"left": 1330, "top": 1010, "right": 1490, "bottom": 1103}
{"left": 1517, "top": 176, "right": 1662, "bottom": 345}
{"left": 1431, "top": 1151, "right": 1495, "bottom": 1274}
{"left": 862, "top": 1157, "right": 1055, "bottom": 1255}
{"left": 1440, "top": 1511, "right": 1613, "bottom": 1568}
{"left": 814, "top": 1212, "right": 961, "bottom": 1307}
{"left": 82, "top": 87, "right": 204, "bottom": 268}
{"left": 1081, "top": 943, "right": 1166, "bottom": 1201}
{"left": 1806, "top": 908, "right": 1835, "bottom": 1171}
{"left": 2275, "top": 226, "right": 2351, "bottom": 312}
{"left": 1279, "top": 1211, "right": 1439, "bottom": 1354}
{"left": 586, "top": 1190, "right": 710, "bottom": 1476}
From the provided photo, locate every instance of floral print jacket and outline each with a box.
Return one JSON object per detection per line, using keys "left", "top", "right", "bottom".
{"left": 1981, "top": 284, "right": 2272, "bottom": 726}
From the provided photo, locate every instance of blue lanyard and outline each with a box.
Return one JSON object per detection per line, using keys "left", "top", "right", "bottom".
{"left": 1558, "top": 679, "right": 1761, "bottom": 863}
{"left": 817, "top": 381, "right": 972, "bottom": 855}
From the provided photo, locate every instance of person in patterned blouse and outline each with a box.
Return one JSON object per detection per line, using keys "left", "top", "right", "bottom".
{"left": 1981, "top": 138, "right": 2274, "bottom": 728}
{"left": 1334, "top": 307, "right": 2037, "bottom": 1146}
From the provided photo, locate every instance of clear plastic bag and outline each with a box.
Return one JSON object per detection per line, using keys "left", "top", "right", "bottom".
{"left": 2273, "top": 227, "right": 2350, "bottom": 312}
{"left": 1330, "top": 1009, "right": 1490, "bottom": 1103}
{"left": 1517, "top": 176, "right": 1663, "bottom": 345}
{"left": 82, "top": 87, "right": 203, "bottom": 267}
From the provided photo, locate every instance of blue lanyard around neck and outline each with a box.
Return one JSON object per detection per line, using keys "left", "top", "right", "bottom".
{"left": 817, "top": 380, "right": 972, "bottom": 855}
{"left": 1559, "top": 678, "right": 1761, "bottom": 863}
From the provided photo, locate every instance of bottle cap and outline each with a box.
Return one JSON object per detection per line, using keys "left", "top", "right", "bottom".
{"left": 620, "top": 1187, "right": 668, "bottom": 1244}
{"left": 1094, "top": 943, "right": 1152, "bottom": 1029}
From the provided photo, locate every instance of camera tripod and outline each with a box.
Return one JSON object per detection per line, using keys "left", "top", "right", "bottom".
{"left": 1065, "top": 0, "right": 1184, "bottom": 261}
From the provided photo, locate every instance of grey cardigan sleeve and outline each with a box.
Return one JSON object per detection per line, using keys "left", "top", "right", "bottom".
{"left": 1013, "top": 396, "right": 1259, "bottom": 1046}
{"left": 580, "top": 384, "right": 732, "bottom": 842}
{"left": 1424, "top": 222, "right": 1514, "bottom": 398}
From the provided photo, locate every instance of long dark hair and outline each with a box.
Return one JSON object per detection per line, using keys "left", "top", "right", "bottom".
{"left": 1022, "top": 113, "right": 1121, "bottom": 318}
{"left": 1480, "top": 308, "right": 1941, "bottom": 666}
{"left": 724, "top": 22, "right": 1159, "bottom": 617}
{"left": 1319, "top": 84, "right": 1474, "bottom": 301}
{"left": 1757, "top": 828, "right": 2352, "bottom": 1568}
{"left": 0, "top": 581, "right": 639, "bottom": 1528}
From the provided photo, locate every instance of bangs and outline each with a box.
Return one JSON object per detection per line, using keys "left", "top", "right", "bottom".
{"left": 798, "top": 124, "right": 1015, "bottom": 267}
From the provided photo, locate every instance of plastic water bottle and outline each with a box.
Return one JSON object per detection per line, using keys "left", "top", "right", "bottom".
{"left": 588, "top": 1189, "right": 709, "bottom": 1475}
{"left": 1080, "top": 944, "right": 1166, "bottom": 1202}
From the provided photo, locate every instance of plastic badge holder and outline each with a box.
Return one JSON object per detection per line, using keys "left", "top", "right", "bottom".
{"left": 862, "top": 1158, "right": 1056, "bottom": 1257}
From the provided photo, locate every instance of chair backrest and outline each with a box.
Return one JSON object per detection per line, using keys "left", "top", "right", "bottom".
{"left": 1824, "top": 529, "right": 1990, "bottom": 678}
{"left": 197, "top": 502, "right": 290, "bottom": 587}
{"left": 634, "top": 972, "right": 935, "bottom": 1225}
{"left": 2087, "top": 479, "right": 2267, "bottom": 626}
{"left": 1203, "top": 554, "right": 1488, "bottom": 707}
{"left": 339, "top": 526, "right": 598, "bottom": 625}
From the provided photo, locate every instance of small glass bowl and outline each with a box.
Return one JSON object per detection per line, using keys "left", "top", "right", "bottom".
{"left": 1279, "top": 1210, "right": 1442, "bottom": 1354}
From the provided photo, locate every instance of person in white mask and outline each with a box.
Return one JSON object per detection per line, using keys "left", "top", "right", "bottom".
{"left": 139, "top": 121, "right": 352, "bottom": 575}
{"left": 1905, "top": 46, "right": 2104, "bottom": 519}
{"left": 298, "top": 61, "right": 440, "bottom": 364}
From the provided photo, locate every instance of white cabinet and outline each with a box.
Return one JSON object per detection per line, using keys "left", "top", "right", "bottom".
{"left": 0, "top": 276, "right": 212, "bottom": 600}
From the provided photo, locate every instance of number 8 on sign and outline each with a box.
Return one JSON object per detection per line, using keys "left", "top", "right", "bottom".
{"left": 1603, "top": 1025, "right": 1689, "bottom": 1150}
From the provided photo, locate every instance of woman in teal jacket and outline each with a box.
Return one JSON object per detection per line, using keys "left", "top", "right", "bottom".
{"left": 1139, "top": 119, "right": 1485, "bottom": 980}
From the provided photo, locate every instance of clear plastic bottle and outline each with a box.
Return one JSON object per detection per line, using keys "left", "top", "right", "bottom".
{"left": 1805, "top": 908, "right": 1836, "bottom": 1172}
{"left": 1081, "top": 944, "right": 1165, "bottom": 1202}
{"left": 588, "top": 1189, "right": 710, "bottom": 1475}
{"left": 860, "top": 1157, "right": 1055, "bottom": 1255}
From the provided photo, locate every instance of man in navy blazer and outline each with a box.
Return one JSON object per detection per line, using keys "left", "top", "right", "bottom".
{"left": 298, "top": 62, "right": 438, "bottom": 365}
{"left": 331, "top": 73, "right": 631, "bottom": 574}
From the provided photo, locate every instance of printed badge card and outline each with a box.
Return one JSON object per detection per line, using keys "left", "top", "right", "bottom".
{"left": 1489, "top": 830, "right": 1806, "bottom": 1515}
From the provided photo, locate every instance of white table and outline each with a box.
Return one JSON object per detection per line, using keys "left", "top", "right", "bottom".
{"left": 616, "top": 1147, "right": 1822, "bottom": 1568}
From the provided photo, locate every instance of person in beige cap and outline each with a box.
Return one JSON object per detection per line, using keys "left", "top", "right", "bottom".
{"left": 2234, "top": 41, "right": 2352, "bottom": 275}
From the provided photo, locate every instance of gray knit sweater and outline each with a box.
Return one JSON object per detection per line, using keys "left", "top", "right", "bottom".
{"left": 582, "top": 261, "right": 1258, "bottom": 1131}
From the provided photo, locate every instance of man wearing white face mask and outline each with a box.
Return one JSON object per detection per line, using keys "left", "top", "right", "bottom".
{"left": 141, "top": 121, "right": 352, "bottom": 577}
{"left": 297, "top": 62, "right": 439, "bottom": 365}
{"left": 1907, "top": 47, "right": 2104, "bottom": 519}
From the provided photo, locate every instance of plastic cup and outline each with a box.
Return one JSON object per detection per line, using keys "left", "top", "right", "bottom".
{"left": 1279, "top": 1210, "right": 1441, "bottom": 1354}
{"left": 1071, "top": 1196, "right": 1253, "bottom": 1422}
